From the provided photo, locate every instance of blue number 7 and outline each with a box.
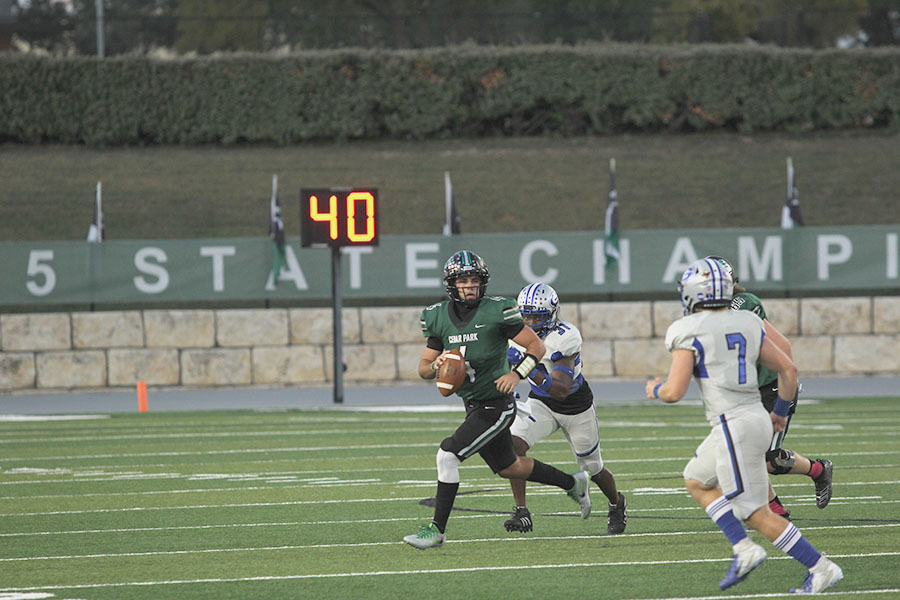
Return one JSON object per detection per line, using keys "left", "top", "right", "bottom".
{"left": 725, "top": 333, "right": 747, "bottom": 384}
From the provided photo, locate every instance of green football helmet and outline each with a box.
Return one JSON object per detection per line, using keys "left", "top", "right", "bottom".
{"left": 443, "top": 250, "right": 490, "bottom": 306}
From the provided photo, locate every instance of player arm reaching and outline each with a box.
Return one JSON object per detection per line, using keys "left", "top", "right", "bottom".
{"left": 645, "top": 349, "right": 694, "bottom": 403}
{"left": 758, "top": 335, "right": 798, "bottom": 433}
{"left": 530, "top": 354, "right": 577, "bottom": 400}
{"left": 496, "top": 325, "right": 545, "bottom": 395}
{"left": 763, "top": 320, "right": 793, "bottom": 360}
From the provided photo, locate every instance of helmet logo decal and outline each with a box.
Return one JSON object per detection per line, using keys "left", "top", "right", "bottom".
{"left": 678, "top": 258, "right": 735, "bottom": 316}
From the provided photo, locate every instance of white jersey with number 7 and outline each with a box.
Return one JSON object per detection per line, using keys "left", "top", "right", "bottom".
{"left": 665, "top": 309, "right": 766, "bottom": 424}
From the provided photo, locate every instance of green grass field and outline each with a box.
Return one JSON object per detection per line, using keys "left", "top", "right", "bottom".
{"left": 1, "top": 396, "right": 898, "bottom": 599}
{"left": 2, "top": 130, "right": 899, "bottom": 242}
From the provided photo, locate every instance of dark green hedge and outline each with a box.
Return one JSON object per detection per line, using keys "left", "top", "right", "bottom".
{"left": 2, "top": 44, "right": 898, "bottom": 146}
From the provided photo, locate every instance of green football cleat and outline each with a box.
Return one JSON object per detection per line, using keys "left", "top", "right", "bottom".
{"left": 403, "top": 523, "right": 445, "bottom": 550}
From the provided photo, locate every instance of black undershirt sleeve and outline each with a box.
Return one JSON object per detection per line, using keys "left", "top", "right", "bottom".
{"left": 500, "top": 322, "right": 525, "bottom": 339}
{"left": 425, "top": 336, "right": 444, "bottom": 352}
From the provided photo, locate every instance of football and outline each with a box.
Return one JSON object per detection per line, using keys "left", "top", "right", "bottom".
{"left": 436, "top": 349, "right": 466, "bottom": 397}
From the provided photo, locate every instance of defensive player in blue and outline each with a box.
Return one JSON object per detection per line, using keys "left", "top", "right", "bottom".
{"left": 646, "top": 258, "right": 842, "bottom": 594}
{"left": 504, "top": 283, "right": 627, "bottom": 535}
{"left": 403, "top": 250, "right": 591, "bottom": 550}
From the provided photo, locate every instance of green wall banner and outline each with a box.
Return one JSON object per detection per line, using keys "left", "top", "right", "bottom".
{"left": 2, "top": 226, "right": 898, "bottom": 307}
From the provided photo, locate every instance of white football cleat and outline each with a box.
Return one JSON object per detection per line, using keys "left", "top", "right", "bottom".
{"left": 791, "top": 556, "right": 843, "bottom": 594}
{"left": 567, "top": 471, "right": 591, "bottom": 519}
{"left": 719, "top": 540, "right": 767, "bottom": 590}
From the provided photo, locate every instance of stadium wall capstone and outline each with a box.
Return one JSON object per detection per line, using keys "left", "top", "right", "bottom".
{"left": 2, "top": 296, "right": 899, "bottom": 392}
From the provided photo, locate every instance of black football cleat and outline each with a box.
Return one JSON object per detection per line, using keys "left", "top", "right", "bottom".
{"left": 813, "top": 459, "right": 833, "bottom": 509}
{"left": 607, "top": 492, "right": 627, "bottom": 535}
{"left": 504, "top": 506, "right": 533, "bottom": 533}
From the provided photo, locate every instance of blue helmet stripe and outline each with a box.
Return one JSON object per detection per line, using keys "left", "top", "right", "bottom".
{"left": 522, "top": 283, "right": 533, "bottom": 306}
{"left": 704, "top": 257, "right": 722, "bottom": 299}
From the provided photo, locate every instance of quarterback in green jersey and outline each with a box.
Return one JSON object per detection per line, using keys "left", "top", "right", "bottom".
{"left": 708, "top": 256, "right": 833, "bottom": 517}
{"left": 403, "top": 250, "right": 592, "bottom": 550}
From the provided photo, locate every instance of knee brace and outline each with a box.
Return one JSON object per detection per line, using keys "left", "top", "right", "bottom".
{"left": 436, "top": 448, "right": 461, "bottom": 484}
{"left": 766, "top": 448, "right": 796, "bottom": 475}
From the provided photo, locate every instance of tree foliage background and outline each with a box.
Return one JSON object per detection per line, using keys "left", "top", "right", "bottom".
{"left": 7, "top": 0, "right": 899, "bottom": 55}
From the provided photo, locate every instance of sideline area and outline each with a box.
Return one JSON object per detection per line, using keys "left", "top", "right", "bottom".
{"left": 1, "top": 376, "right": 898, "bottom": 415}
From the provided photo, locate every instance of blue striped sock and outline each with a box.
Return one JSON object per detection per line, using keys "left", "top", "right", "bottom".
{"left": 705, "top": 496, "right": 747, "bottom": 546}
{"left": 774, "top": 523, "right": 821, "bottom": 568}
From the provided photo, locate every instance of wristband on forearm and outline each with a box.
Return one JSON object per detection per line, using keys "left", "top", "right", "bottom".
{"left": 534, "top": 375, "right": 552, "bottom": 393}
{"left": 552, "top": 365, "right": 575, "bottom": 378}
{"left": 513, "top": 354, "right": 538, "bottom": 379}
{"left": 773, "top": 395, "right": 791, "bottom": 417}
{"left": 652, "top": 383, "right": 662, "bottom": 399}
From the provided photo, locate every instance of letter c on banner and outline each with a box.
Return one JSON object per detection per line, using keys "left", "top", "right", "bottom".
{"left": 520, "top": 240, "right": 559, "bottom": 283}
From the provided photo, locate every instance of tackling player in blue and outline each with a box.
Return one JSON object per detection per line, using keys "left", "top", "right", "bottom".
{"left": 504, "top": 283, "right": 627, "bottom": 535}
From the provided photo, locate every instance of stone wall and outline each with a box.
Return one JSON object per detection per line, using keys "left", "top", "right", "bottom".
{"left": 2, "top": 296, "right": 898, "bottom": 391}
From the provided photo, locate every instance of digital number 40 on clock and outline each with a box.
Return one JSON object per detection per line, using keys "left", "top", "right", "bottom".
{"left": 300, "top": 188, "right": 379, "bottom": 248}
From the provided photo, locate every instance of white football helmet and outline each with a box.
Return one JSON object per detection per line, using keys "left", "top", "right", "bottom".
{"left": 678, "top": 257, "right": 734, "bottom": 316}
{"left": 705, "top": 255, "right": 738, "bottom": 284}
{"left": 517, "top": 283, "right": 560, "bottom": 336}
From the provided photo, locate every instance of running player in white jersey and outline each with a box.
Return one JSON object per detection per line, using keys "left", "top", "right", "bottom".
{"left": 706, "top": 255, "right": 832, "bottom": 518}
{"left": 645, "top": 258, "right": 842, "bottom": 594}
{"left": 505, "top": 283, "right": 627, "bottom": 535}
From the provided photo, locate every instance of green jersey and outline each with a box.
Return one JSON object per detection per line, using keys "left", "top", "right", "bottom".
{"left": 730, "top": 291, "right": 777, "bottom": 387}
{"left": 421, "top": 296, "right": 523, "bottom": 402}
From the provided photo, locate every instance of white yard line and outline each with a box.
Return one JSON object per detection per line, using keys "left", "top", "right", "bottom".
{"left": 1, "top": 475, "right": 899, "bottom": 501}
{"left": 3, "top": 446, "right": 898, "bottom": 463}
{"left": 2, "top": 476, "right": 900, "bottom": 517}
{"left": 0, "top": 552, "right": 897, "bottom": 592}
{"left": 1, "top": 523, "right": 898, "bottom": 556}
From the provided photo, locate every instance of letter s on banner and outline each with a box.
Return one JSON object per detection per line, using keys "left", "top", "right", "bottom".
{"left": 134, "top": 247, "right": 170, "bottom": 294}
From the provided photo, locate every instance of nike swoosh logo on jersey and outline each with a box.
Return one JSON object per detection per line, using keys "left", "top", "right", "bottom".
{"left": 474, "top": 324, "right": 486, "bottom": 328}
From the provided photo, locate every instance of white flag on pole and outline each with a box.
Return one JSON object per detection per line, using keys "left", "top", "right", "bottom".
{"left": 87, "top": 181, "right": 103, "bottom": 242}
{"left": 443, "top": 171, "right": 460, "bottom": 236}
{"left": 781, "top": 157, "right": 805, "bottom": 229}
